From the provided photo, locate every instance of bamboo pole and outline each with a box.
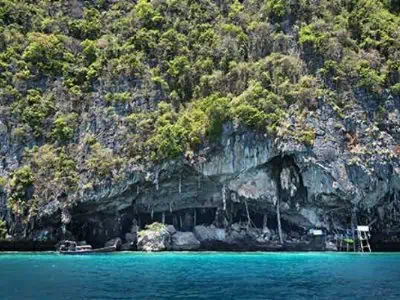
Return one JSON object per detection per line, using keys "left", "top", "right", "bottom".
{"left": 277, "top": 200, "right": 284, "bottom": 244}
{"left": 244, "top": 200, "right": 251, "bottom": 230}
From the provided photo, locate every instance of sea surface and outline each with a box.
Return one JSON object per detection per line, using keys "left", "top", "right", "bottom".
{"left": 0, "top": 252, "right": 399, "bottom": 300}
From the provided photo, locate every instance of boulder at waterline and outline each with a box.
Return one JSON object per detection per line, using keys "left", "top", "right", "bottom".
{"left": 125, "top": 232, "right": 137, "bottom": 243}
{"left": 121, "top": 241, "right": 135, "bottom": 251}
{"left": 105, "top": 238, "right": 122, "bottom": 249}
{"left": 194, "top": 225, "right": 226, "bottom": 243}
{"left": 166, "top": 225, "right": 177, "bottom": 235}
{"left": 137, "top": 223, "right": 170, "bottom": 252}
{"left": 171, "top": 231, "right": 200, "bottom": 250}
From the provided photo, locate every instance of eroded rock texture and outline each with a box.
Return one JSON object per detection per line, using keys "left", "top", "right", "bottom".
{"left": 0, "top": 98, "right": 399, "bottom": 251}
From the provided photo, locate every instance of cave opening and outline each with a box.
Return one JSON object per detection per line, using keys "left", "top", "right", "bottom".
{"left": 195, "top": 208, "right": 217, "bottom": 226}
{"left": 120, "top": 213, "right": 133, "bottom": 235}
{"left": 137, "top": 212, "right": 152, "bottom": 229}
{"left": 280, "top": 218, "right": 307, "bottom": 237}
{"left": 231, "top": 207, "right": 265, "bottom": 228}
{"left": 228, "top": 201, "right": 308, "bottom": 236}
{"left": 135, "top": 207, "right": 217, "bottom": 231}
{"left": 69, "top": 214, "right": 121, "bottom": 248}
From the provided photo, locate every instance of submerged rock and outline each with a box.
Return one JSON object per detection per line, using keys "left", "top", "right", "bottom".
{"left": 171, "top": 232, "right": 200, "bottom": 250}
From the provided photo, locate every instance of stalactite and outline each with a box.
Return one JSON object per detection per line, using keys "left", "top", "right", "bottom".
{"left": 231, "top": 192, "right": 238, "bottom": 203}
{"left": 155, "top": 170, "right": 159, "bottom": 191}
{"left": 61, "top": 208, "right": 71, "bottom": 238}
{"left": 222, "top": 184, "right": 227, "bottom": 211}
{"left": 151, "top": 209, "right": 154, "bottom": 220}
{"left": 162, "top": 212, "right": 165, "bottom": 224}
{"left": 61, "top": 209, "right": 70, "bottom": 223}
{"left": 263, "top": 212, "right": 268, "bottom": 230}
{"left": 179, "top": 175, "right": 182, "bottom": 194}
{"left": 198, "top": 175, "right": 201, "bottom": 189}
{"left": 132, "top": 218, "right": 138, "bottom": 233}
{"left": 193, "top": 209, "right": 197, "bottom": 227}
{"left": 31, "top": 219, "right": 35, "bottom": 233}
{"left": 23, "top": 224, "right": 28, "bottom": 239}
{"left": 169, "top": 202, "right": 173, "bottom": 213}
{"left": 137, "top": 185, "right": 139, "bottom": 195}
{"left": 179, "top": 215, "right": 183, "bottom": 229}
{"left": 173, "top": 215, "right": 178, "bottom": 228}
{"left": 229, "top": 202, "right": 234, "bottom": 224}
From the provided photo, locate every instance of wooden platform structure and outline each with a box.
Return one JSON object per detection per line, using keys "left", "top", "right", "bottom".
{"left": 335, "top": 225, "right": 372, "bottom": 252}
{"left": 335, "top": 233, "right": 355, "bottom": 252}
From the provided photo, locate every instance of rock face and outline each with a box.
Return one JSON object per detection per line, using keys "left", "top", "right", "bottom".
{"left": 121, "top": 242, "right": 135, "bottom": 251}
{"left": 137, "top": 226, "right": 170, "bottom": 252}
{"left": 194, "top": 225, "right": 226, "bottom": 243}
{"left": 0, "top": 99, "right": 399, "bottom": 251}
{"left": 105, "top": 238, "right": 122, "bottom": 249}
{"left": 325, "top": 241, "right": 338, "bottom": 252}
{"left": 193, "top": 224, "right": 284, "bottom": 251}
{"left": 171, "top": 232, "right": 200, "bottom": 251}
{"left": 166, "top": 225, "right": 177, "bottom": 235}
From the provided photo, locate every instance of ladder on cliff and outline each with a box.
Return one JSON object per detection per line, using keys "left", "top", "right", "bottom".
{"left": 357, "top": 226, "right": 371, "bottom": 253}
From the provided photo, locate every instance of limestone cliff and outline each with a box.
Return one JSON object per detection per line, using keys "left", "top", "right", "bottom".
{"left": 1, "top": 94, "right": 399, "bottom": 250}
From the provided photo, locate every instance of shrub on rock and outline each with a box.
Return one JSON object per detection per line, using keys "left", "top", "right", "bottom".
{"left": 137, "top": 222, "right": 170, "bottom": 252}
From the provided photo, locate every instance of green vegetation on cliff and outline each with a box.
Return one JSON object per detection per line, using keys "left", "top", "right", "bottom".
{"left": 0, "top": 0, "right": 399, "bottom": 219}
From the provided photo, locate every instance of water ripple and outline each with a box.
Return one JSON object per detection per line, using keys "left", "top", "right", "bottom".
{"left": 0, "top": 252, "right": 400, "bottom": 299}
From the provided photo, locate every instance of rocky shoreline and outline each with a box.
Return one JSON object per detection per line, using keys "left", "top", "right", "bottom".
{"left": 2, "top": 222, "right": 399, "bottom": 252}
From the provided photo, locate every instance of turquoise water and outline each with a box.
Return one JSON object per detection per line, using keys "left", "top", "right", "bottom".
{"left": 0, "top": 253, "right": 399, "bottom": 299}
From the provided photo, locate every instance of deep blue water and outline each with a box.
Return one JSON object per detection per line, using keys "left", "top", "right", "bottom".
{"left": 0, "top": 252, "right": 400, "bottom": 300}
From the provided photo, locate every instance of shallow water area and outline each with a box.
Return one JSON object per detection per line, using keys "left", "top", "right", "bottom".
{"left": 0, "top": 252, "right": 399, "bottom": 299}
